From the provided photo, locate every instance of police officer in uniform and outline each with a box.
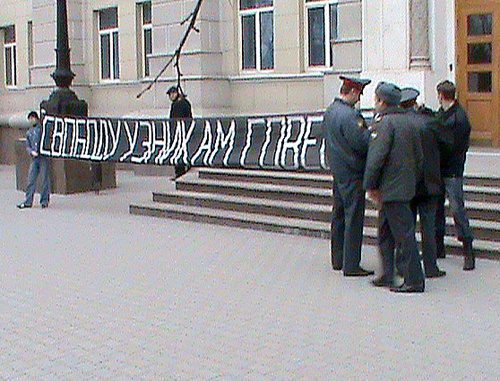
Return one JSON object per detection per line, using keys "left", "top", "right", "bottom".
{"left": 323, "top": 76, "right": 375, "bottom": 277}
{"left": 364, "top": 82, "right": 425, "bottom": 292}
{"left": 399, "top": 87, "right": 450, "bottom": 278}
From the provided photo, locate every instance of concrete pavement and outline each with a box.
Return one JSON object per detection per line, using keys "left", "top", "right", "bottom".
{"left": 1, "top": 163, "right": 499, "bottom": 380}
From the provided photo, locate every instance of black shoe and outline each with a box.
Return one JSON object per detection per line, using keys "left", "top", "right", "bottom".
{"left": 41, "top": 204, "right": 49, "bottom": 209}
{"left": 344, "top": 268, "right": 375, "bottom": 277}
{"left": 371, "top": 276, "right": 394, "bottom": 288}
{"left": 390, "top": 283, "right": 425, "bottom": 293}
{"left": 426, "top": 269, "right": 446, "bottom": 278}
{"left": 17, "top": 203, "right": 32, "bottom": 209}
{"left": 463, "top": 256, "right": 475, "bottom": 271}
{"left": 332, "top": 262, "right": 342, "bottom": 271}
{"left": 462, "top": 240, "right": 475, "bottom": 271}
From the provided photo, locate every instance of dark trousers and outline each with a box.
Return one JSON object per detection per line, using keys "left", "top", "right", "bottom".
{"left": 410, "top": 195, "right": 440, "bottom": 275}
{"left": 174, "top": 163, "right": 188, "bottom": 178}
{"left": 379, "top": 202, "right": 424, "bottom": 286}
{"left": 436, "top": 177, "right": 473, "bottom": 243}
{"left": 331, "top": 177, "right": 365, "bottom": 273}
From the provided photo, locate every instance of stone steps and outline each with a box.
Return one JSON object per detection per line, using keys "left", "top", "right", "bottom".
{"left": 130, "top": 168, "right": 500, "bottom": 258}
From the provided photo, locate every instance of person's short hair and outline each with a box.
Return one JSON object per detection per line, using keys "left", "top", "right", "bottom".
{"left": 166, "top": 86, "right": 178, "bottom": 95}
{"left": 27, "top": 111, "right": 39, "bottom": 120}
{"left": 340, "top": 83, "right": 357, "bottom": 95}
{"left": 436, "top": 80, "right": 456, "bottom": 100}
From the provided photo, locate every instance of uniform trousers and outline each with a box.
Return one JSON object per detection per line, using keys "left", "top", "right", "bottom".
{"left": 410, "top": 195, "right": 440, "bottom": 275}
{"left": 331, "top": 177, "right": 365, "bottom": 272}
{"left": 378, "top": 202, "right": 425, "bottom": 286}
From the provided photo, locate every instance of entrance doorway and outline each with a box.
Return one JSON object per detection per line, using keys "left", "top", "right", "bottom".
{"left": 456, "top": 0, "right": 500, "bottom": 146}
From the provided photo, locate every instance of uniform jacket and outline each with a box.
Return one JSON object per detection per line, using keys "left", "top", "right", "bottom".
{"left": 363, "top": 106, "right": 423, "bottom": 203}
{"left": 26, "top": 122, "right": 42, "bottom": 157}
{"left": 322, "top": 98, "right": 370, "bottom": 182}
{"left": 437, "top": 102, "right": 471, "bottom": 177}
{"left": 170, "top": 96, "right": 193, "bottom": 119}
{"left": 408, "top": 108, "right": 453, "bottom": 197}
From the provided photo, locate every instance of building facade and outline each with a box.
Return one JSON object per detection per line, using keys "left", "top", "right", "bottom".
{"left": 0, "top": 0, "right": 498, "bottom": 147}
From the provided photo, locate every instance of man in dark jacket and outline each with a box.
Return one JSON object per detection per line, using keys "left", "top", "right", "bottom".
{"left": 17, "top": 111, "right": 51, "bottom": 209}
{"left": 435, "top": 80, "right": 475, "bottom": 270}
{"left": 167, "top": 85, "right": 193, "bottom": 179}
{"left": 364, "top": 82, "right": 425, "bottom": 293}
{"left": 322, "top": 75, "right": 374, "bottom": 277}
{"left": 399, "top": 87, "right": 451, "bottom": 278}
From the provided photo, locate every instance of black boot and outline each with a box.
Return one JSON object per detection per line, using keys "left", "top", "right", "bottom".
{"left": 462, "top": 240, "right": 475, "bottom": 271}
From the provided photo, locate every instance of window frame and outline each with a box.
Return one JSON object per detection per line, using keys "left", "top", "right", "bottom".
{"left": 98, "top": 7, "right": 120, "bottom": 82}
{"left": 141, "top": 1, "right": 152, "bottom": 78}
{"left": 3, "top": 25, "right": 17, "bottom": 88}
{"left": 305, "top": 0, "right": 339, "bottom": 69}
{"left": 239, "top": 2, "right": 275, "bottom": 72}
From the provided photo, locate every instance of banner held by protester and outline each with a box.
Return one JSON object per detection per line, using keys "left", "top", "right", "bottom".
{"left": 40, "top": 113, "right": 328, "bottom": 171}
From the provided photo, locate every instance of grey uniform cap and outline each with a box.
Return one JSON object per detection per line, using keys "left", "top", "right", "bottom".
{"left": 400, "top": 87, "right": 420, "bottom": 104}
{"left": 375, "top": 81, "right": 402, "bottom": 106}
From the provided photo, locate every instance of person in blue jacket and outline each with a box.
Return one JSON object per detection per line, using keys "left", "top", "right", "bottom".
{"left": 17, "top": 111, "right": 51, "bottom": 209}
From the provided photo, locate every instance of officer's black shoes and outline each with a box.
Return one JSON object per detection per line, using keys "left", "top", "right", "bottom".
{"left": 390, "top": 283, "right": 425, "bottom": 293}
{"left": 344, "top": 267, "right": 375, "bottom": 277}
{"left": 371, "top": 276, "right": 394, "bottom": 288}
{"left": 41, "top": 204, "right": 49, "bottom": 209}
{"left": 425, "top": 269, "right": 446, "bottom": 278}
{"left": 17, "top": 203, "right": 32, "bottom": 209}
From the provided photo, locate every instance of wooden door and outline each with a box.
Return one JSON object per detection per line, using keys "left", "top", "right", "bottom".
{"left": 457, "top": 1, "right": 500, "bottom": 146}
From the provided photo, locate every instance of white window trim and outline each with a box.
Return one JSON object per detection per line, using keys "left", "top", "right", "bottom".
{"left": 99, "top": 26, "right": 119, "bottom": 82}
{"left": 239, "top": 5, "right": 275, "bottom": 73}
{"left": 305, "top": 0, "right": 338, "bottom": 70}
{"left": 4, "top": 42, "right": 17, "bottom": 88}
{"left": 142, "top": 18, "right": 152, "bottom": 78}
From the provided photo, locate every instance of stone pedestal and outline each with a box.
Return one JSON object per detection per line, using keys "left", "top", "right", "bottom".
{"left": 16, "top": 138, "right": 116, "bottom": 194}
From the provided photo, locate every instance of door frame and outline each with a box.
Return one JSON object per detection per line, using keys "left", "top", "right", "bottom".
{"left": 456, "top": 0, "right": 500, "bottom": 147}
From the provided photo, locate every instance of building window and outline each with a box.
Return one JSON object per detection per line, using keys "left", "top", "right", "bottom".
{"left": 141, "top": 1, "right": 152, "bottom": 78}
{"left": 306, "top": 0, "right": 338, "bottom": 67}
{"left": 3, "top": 25, "right": 17, "bottom": 87}
{"left": 28, "top": 21, "right": 34, "bottom": 85}
{"left": 99, "top": 7, "right": 119, "bottom": 80}
{"left": 239, "top": 0, "right": 274, "bottom": 71}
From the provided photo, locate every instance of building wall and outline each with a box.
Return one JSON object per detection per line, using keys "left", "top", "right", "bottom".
{"left": 0, "top": 0, "right": 455, "bottom": 123}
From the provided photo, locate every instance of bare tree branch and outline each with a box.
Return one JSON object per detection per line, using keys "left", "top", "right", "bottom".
{"left": 137, "top": 0, "right": 204, "bottom": 99}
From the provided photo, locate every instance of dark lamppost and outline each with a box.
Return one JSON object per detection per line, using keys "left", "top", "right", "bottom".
{"left": 40, "top": 0, "right": 108, "bottom": 193}
{"left": 41, "top": 0, "right": 87, "bottom": 116}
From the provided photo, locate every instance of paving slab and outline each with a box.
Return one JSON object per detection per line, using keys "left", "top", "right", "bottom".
{"left": 1, "top": 163, "right": 499, "bottom": 380}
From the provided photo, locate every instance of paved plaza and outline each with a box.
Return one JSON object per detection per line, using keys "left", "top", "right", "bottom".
{"left": 1, "top": 159, "right": 499, "bottom": 380}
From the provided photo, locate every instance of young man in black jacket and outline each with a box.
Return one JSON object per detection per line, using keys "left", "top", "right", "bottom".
{"left": 167, "top": 86, "right": 193, "bottom": 179}
{"left": 435, "top": 80, "right": 475, "bottom": 270}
